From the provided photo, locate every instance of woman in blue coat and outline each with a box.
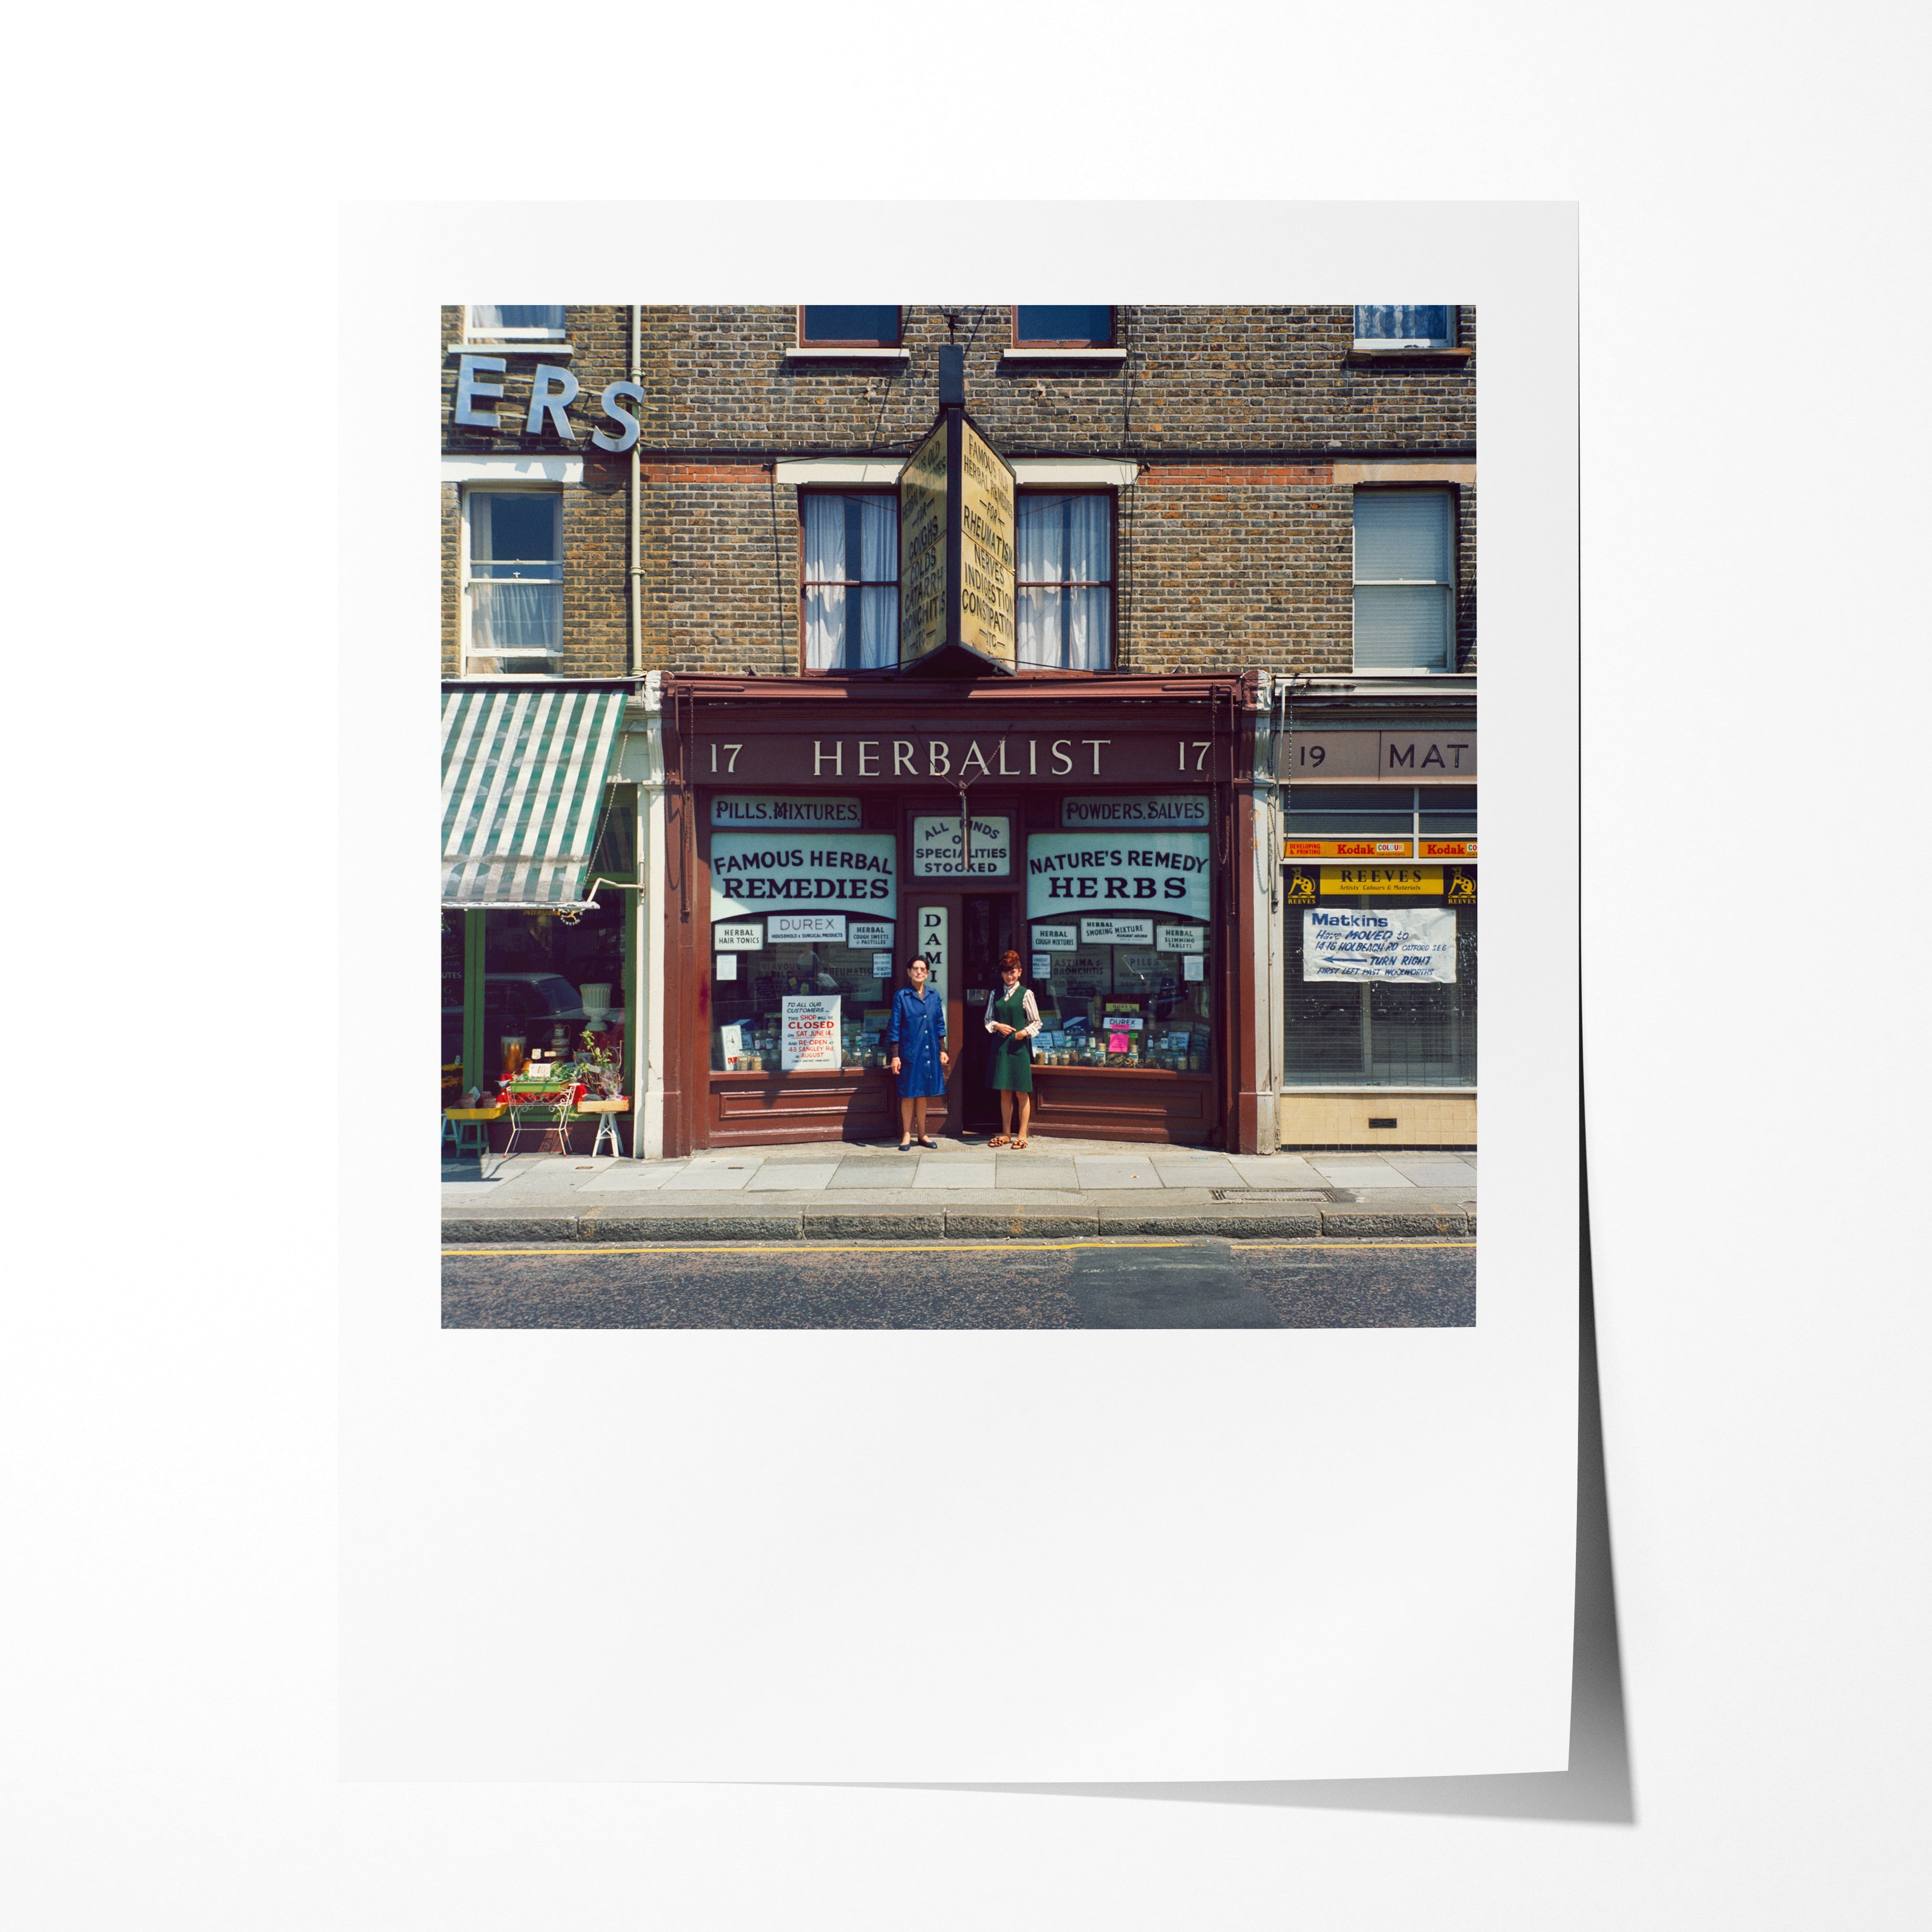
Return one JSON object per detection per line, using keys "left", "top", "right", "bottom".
{"left": 887, "top": 954, "right": 948, "bottom": 1150}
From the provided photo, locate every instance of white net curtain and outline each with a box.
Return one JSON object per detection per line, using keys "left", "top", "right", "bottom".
{"left": 1016, "top": 492, "right": 1111, "bottom": 670}
{"left": 803, "top": 493, "right": 899, "bottom": 670}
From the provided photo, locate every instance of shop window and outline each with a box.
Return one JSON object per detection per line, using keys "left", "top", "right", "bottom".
{"left": 463, "top": 489, "right": 562, "bottom": 674}
{"left": 1023, "top": 914, "right": 1215, "bottom": 1070}
{"left": 1015, "top": 493, "right": 1112, "bottom": 671}
{"left": 798, "top": 306, "right": 901, "bottom": 347}
{"left": 1353, "top": 489, "right": 1456, "bottom": 672}
{"left": 1014, "top": 306, "right": 1114, "bottom": 347}
{"left": 466, "top": 304, "right": 567, "bottom": 340}
{"left": 1283, "top": 884, "right": 1476, "bottom": 1088}
{"left": 710, "top": 922, "right": 896, "bottom": 1073}
{"left": 801, "top": 491, "right": 899, "bottom": 670}
{"left": 1418, "top": 786, "right": 1477, "bottom": 837}
{"left": 1283, "top": 785, "right": 1414, "bottom": 839}
{"left": 1353, "top": 305, "right": 1455, "bottom": 349}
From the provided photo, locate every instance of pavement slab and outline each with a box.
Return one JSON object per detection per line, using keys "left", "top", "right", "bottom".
{"left": 910, "top": 1163, "right": 998, "bottom": 1189}
{"left": 745, "top": 1163, "right": 840, "bottom": 1192}
{"left": 579, "top": 1163, "right": 686, "bottom": 1192}
{"left": 660, "top": 1162, "right": 762, "bottom": 1190}
{"left": 989, "top": 1160, "right": 1081, "bottom": 1189}
{"left": 1073, "top": 1158, "right": 1167, "bottom": 1190}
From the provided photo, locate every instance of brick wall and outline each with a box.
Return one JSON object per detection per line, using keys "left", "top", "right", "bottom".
{"left": 440, "top": 306, "right": 1476, "bottom": 679}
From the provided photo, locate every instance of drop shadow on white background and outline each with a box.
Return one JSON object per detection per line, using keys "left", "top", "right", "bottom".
{"left": 833, "top": 1095, "right": 1633, "bottom": 1825}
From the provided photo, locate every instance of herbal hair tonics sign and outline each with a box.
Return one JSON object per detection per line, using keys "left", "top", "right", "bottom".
{"left": 709, "top": 832, "right": 897, "bottom": 921}
{"left": 1302, "top": 905, "right": 1457, "bottom": 982}
{"left": 1025, "top": 832, "right": 1211, "bottom": 920}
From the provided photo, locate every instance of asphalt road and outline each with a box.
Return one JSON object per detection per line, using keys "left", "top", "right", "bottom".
{"left": 441, "top": 1240, "right": 1475, "bottom": 1330}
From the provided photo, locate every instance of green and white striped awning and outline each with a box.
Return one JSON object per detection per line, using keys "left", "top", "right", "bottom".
{"left": 441, "top": 689, "right": 628, "bottom": 906}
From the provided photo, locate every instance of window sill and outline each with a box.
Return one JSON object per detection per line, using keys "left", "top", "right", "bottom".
{"left": 785, "top": 347, "right": 911, "bottom": 361}
{"left": 1345, "top": 347, "right": 1471, "bottom": 369}
{"left": 449, "top": 342, "right": 574, "bottom": 358}
{"left": 1344, "top": 666, "right": 1464, "bottom": 678}
{"left": 1002, "top": 347, "right": 1127, "bottom": 361}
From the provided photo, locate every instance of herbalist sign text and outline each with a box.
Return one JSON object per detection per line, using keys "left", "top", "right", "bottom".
{"left": 696, "top": 733, "right": 1226, "bottom": 785}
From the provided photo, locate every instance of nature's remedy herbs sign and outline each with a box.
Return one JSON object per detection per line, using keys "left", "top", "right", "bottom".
{"left": 1303, "top": 906, "right": 1457, "bottom": 983}
{"left": 712, "top": 795, "right": 862, "bottom": 827}
{"left": 1025, "top": 832, "right": 1211, "bottom": 920}
{"left": 710, "top": 832, "right": 897, "bottom": 921}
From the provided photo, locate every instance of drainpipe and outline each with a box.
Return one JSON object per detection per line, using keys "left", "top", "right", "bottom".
{"left": 628, "top": 304, "right": 642, "bottom": 676}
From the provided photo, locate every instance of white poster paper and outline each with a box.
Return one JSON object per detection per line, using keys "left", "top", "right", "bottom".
{"left": 1303, "top": 905, "right": 1458, "bottom": 981}
{"left": 714, "top": 952, "right": 737, "bottom": 981}
{"left": 1182, "top": 954, "right": 1204, "bottom": 983}
{"left": 848, "top": 920, "right": 894, "bottom": 951}
{"left": 1030, "top": 923, "right": 1078, "bottom": 951}
{"left": 872, "top": 952, "right": 893, "bottom": 978}
{"left": 1080, "top": 916, "right": 1154, "bottom": 945}
{"left": 709, "top": 831, "right": 897, "bottom": 922}
{"left": 1031, "top": 953, "right": 1051, "bottom": 980}
{"left": 713, "top": 922, "right": 763, "bottom": 952}
{"left": 1156, "top": 924, "right": 1205, "bottom": 953}
{"left": 769, "top": 912, "right": 847, "bottom": 944}
{"left": 717, "top": 1022, "right": 743, "bottom": 1067}
{"left": 779, "top": 993, "right": 841, "bottom": 1071}
{"left": 1026, "top": 831, "right": 1211, "bottom": 921}
{"left": 1060, "top": 793, "right": 1212, "bottom": 829}
{"left": 911, "top": 813, "right": 1012, "bottom": 877}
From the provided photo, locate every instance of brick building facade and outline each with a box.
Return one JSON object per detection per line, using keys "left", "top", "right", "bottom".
{"left": 441, "top": 305, "right": 1475, "bottom": 681}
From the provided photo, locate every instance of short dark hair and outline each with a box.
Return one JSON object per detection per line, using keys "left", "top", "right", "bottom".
{"left": 904, "top": 954, "right": 932, "bottom": 972}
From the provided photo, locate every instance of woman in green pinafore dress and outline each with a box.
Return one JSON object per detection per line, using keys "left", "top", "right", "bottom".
{"left": 982, "top": 949, "right": 1042, "bottom": 1148}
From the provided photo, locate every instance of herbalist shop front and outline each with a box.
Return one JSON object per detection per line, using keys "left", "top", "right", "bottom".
{"left": 659, "top": 673, "right": 1258, "bottom": 1155}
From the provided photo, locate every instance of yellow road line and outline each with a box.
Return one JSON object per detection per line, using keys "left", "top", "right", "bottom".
{"left": 443, "top": 1239, "right": 1476, "bottom": 1257}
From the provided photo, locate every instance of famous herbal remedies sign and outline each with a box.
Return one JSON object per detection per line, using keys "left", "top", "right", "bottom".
{"left": 710, "top": 832, "right": 897, "bottom": 921}
{"left": 1302, "top": 906, "right": 1457, "bottom": 983}
{"left": 1025, "top": 832, "right": 1210, "bottom": 921}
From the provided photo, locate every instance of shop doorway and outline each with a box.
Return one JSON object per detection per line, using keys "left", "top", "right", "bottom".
{"left": 959, "top": 892, "right": 1018, "bottom": 1131}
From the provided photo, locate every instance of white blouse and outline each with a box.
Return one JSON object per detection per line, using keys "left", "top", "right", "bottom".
{"left": 983, "top": 984, "right": 1043, "bottom": 1039}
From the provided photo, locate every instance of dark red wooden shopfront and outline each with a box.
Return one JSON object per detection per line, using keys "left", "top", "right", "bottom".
{"left": 657, "top": 672, "right": 1260, "bottom": 1157}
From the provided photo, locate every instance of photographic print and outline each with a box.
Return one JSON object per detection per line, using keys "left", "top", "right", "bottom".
{"left": 438, "top": 301, "right": 1479, "bottom": 1329}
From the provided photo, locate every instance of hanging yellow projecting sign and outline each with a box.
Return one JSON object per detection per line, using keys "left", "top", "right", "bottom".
{"left": 1320, "top": 866, "right": 1444, "bottom": 895}
{"left": 898, "top": 411, "right": 1016, "bottom": 675}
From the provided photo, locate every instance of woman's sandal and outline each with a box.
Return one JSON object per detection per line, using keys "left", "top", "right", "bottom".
{"left": 988, "top": 1135, "right": 1010, "bottom": 1148}
{"left": 1012, "top": 1137, "right": 1028, "bottom": 1150}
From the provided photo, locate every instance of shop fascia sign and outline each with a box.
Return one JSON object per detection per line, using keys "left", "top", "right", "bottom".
{"left": 699, "top": 732, "right": 1221, "bottom": 784}
{"left": 1280, "top": 731, "right": 1478, "bottom": 780}
{"left": 452, "top": 356, "right": 643, "bottom": 452}
{"left": 899, "top": 355, "right": 1017, "bottom": 676}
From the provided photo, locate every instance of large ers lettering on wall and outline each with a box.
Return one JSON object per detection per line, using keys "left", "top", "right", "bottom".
{"left": 1025, "top": 832, "right": 1211, "bottom": 921}
{"left": 710, "top": 832, "right": 898, "bottom": 922}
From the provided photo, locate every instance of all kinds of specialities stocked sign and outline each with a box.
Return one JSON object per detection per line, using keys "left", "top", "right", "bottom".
{"left": 1302, "top": 907, "right": 1458, "bottom": 983}
{"left": 709, "top": 831, "right": 897, "bottom": 921}
{"left": 911, "top": 814, "right": 1012, "bottom": 877}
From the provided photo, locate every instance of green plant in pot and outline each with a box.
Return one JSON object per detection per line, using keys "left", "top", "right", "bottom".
{"left": 560, "top": 1027, "right": 624, "bottom": 1100}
